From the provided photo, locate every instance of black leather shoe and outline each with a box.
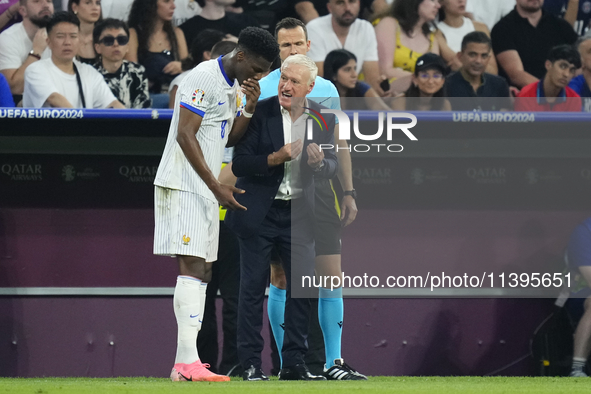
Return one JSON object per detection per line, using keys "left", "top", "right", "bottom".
{"left": 243, "top": 365, "right": 269, "bottom": 381}
{"left": 279, "top": 364, "right": 327, "bottom": 381}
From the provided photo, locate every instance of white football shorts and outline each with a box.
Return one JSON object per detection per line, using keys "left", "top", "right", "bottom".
{"left": 153, "top": 186, "right": 219, "bottom": 262}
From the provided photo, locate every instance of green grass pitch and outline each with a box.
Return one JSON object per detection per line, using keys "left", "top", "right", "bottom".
{"left": 1, "top": 377, "right": 590, "bottom": 394}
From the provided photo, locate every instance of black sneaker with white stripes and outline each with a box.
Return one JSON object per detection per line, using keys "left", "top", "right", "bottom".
{"left": 323, "top": 358, "right": 368, "bottom": 380}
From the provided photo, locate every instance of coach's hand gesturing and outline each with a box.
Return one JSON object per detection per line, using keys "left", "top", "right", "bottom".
{"left": 306, "top": 143, "right": 324, "bottom": 170}
{"left": 268, "top": 139, "right": 303, "bottom": 167}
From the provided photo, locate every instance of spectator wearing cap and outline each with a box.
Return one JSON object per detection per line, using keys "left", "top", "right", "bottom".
{"left": 392, "top": 53, "right": 451, "bottom": 111}
{"left": 93, "top": 18, "right": 150, "bottom": 109}
{"left": 515, "top": 44, "right": 582, "bottom": 112}
{"left": 446, "top": 31, "right": 511, "bottom": 111}
{"left": 492, "top": 0, "right": 578, "bottom": 88}
{"left": 569, "top": 34, "right": 591, "bottom": 111}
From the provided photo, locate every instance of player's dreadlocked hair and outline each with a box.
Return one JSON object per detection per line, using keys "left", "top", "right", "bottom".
{"left": 236, "top": 27, "right": 280, "bottom": 64}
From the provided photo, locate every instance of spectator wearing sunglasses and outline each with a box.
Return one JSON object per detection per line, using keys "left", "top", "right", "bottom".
{"left": 392, "top": 53, "right": 451, "bottom": 111}
{"left": 93, "top": 18, "right": 150, "bottom": 108}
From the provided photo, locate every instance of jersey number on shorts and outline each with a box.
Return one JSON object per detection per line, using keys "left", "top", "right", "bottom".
{"left": 221, "top": 120, "right": 228, "bottom": 139}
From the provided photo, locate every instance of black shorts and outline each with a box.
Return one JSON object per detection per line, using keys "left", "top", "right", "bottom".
{"left": 269, "top": 179, "right": 341, "bottom": 264}
{"left": 313, "top": 178, "right": 341, "bottom": 256}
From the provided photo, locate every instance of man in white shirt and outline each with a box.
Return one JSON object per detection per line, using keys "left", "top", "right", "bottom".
{"left": 0, "top": 0, "right": 54, "bottom": 95}
{"left": 306, "top": 0, "right": 381, "bottom": 94}
{"left": 23, "top": 11, "right": 123, "bottom": 108}
{"left": 466, "top": 0, "right": 516, "bottom": 31}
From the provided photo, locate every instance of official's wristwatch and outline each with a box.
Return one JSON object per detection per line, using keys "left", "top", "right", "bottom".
{"left": 344, "top": 189, "right": 357, "bottom": 199}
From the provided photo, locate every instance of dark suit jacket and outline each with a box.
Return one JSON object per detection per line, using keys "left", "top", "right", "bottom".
{"left": 225, "top": 96, "right": 337, "bottom": 239}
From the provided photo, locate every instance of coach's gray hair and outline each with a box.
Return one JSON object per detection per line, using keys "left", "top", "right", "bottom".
{"left": 576, "top": 31, "right": 591, "bottom": 50}
{"left": 281, "top": 54, "right": 318, "bottom": 85}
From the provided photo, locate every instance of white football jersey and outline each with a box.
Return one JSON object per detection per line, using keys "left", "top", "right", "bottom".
{"left": 155, "top": 57, "right": 241, "bottom": 202}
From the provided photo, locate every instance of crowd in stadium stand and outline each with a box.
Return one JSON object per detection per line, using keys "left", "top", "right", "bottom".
{"left": 1, "top": 0, "right": 591, "bottom": 112}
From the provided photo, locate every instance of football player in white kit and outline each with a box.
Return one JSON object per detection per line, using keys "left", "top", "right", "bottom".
{"left": 153, "top": 27, "right": 279, "bottom": 382}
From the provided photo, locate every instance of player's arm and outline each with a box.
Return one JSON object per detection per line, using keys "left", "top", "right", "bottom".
{"left": 176, "top": 108, "right": 246, "bottom": 210}
{"left": 227, "top": 78, "right": 260, "bottom": 147}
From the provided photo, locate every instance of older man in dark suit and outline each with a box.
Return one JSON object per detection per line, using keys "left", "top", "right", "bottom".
{"left": 225, "top": 54, "right": 338, "bottom": 381}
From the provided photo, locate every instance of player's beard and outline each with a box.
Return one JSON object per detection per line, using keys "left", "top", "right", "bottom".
{"left": 30, "top": 14, "right": 52, "bottom": 28}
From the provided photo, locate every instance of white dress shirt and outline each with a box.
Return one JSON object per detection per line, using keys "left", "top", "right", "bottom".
{"left": 275, "top": 103, "right": 309, "bottom": 200}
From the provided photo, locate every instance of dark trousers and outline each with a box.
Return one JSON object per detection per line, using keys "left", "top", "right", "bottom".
{"left": 197, "top": 221, "right": 240, "bottom": 375}
{"left": 237, "top": 200, "right": 316, "bottom": 369}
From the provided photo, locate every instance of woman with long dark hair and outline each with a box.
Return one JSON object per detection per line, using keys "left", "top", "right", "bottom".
{"left": 392, "top": 53, "right": 451, "bottom": 111}
{"left": 68, "top": 0, "right": 102, "bottom": 64}
{"left": 374, "top": 0, "right": 459, "bottom": 93}
{"left": 324, "top": 49, "right": 391, "bottom": 110}
{"left": 126, "top": 0, "right": 188, "bottom": 100}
